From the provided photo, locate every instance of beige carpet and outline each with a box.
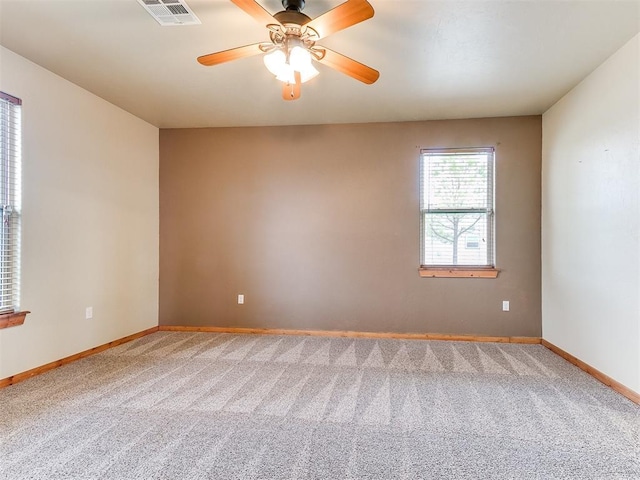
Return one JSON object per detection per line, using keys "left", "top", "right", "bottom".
{"left": 1, "top": 331, "right": 638, "bottom": 479}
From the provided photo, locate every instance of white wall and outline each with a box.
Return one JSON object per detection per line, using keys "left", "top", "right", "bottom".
{"left": 542, "top": 34, "right": 639, "bottom": 393}
{"left": 0, "top": 47, "right": 159, "bottom": 379}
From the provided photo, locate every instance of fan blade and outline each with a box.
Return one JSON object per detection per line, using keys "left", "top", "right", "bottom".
{"left": 282, "top": 72, "right": 302, "bottom": 101}
{"left": 306, "top": 0, "right": 374, "bottom": 39}
{"left": 197, "top": 43, "right": 264, "bottom": 66}
{"left": 282, "top": 82, "right": 301, "bottom": 100}
{"left": 317, "top": 48, "right": 379, "bottom": 84}
{"left": 231, "top": 0, "right": 279, "bottom": 26}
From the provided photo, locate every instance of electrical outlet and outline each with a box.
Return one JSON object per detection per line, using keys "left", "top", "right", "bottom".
{"left": 502, "top": 301, "right": 510, "bottom": 312}
{"left": 237, "top": 294, "right": 244, "bottom": 305}
{"left": 85, "top": 307, "right": 93, "bottom": 319}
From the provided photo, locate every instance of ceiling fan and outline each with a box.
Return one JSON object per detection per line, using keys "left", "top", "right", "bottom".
{"left": 197, "top": 0, "right": 379, "bottom": 100}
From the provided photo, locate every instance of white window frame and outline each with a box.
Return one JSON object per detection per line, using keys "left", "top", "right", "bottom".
{"left": 419, "top": 147, "right": 497, "bottom": 278}
{"left": 0, "top": 91, "right": 22, "bottom": 313}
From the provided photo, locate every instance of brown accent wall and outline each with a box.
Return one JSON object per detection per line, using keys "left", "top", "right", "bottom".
{"left": 160, "top": 116, "right": 541, "bottom": 336}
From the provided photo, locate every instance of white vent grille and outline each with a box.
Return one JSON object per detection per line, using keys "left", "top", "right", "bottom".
{"left": 137, "top": 0, "right": 201, "bottom": 26}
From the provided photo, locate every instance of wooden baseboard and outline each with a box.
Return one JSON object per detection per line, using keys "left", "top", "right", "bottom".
{"left": 541, "top": 339, "right": 639, "bottom": 405}
{"left": 159, "top": 325, "right": 541, "bottom": 344}
{"left": 0, "top": 326, "right": 159, "bottom": 389}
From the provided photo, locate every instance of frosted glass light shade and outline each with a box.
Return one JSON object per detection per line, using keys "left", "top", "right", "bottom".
{"left": 263, "top": 50, "right": 286, "bottom": 76}
{"left": 289, "top": 46, "right": 311, "bottom": 71}
{"left": 276, "top": 64, "right": 295, "bottom": 84}
{"left": 290, "top": 46, "right": 319, "bottom": 83}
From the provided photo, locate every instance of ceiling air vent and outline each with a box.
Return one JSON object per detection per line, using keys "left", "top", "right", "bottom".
{"left": 137, "top": 0, "right": 201, "bottom": 26}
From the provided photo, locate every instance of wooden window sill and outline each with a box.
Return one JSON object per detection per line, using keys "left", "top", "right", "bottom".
{"left": 0, "top": 311, "right": 30, "bottom": 329}
{"left": 419, "top": 268, "right": 500, "bottom": 278}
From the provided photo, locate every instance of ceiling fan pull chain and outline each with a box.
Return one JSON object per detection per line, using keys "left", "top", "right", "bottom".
{"left": 282, "top": 72, "right": 301, "bottom": 100}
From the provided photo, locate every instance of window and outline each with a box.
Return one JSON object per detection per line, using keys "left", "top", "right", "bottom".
{"left": 420, "top": 147, "right": 497, "bottom": 278}
{"left": 0, "top": 92, "right": 22, "bottom": 313}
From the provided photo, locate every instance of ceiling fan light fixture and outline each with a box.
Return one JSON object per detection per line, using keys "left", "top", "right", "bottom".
{"left": 263, "top": 45, "right": 319, "bottom": 84}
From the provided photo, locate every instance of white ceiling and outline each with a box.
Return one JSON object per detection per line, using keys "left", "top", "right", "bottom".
{"left": 1, "top": 0, "right": 638, "bottom": 128}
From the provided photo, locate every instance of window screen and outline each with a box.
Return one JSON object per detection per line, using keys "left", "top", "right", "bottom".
{"left": 0, "top": 92, "right": 22, "bottom": 312}
{"left": 420, "top": 148, "right": 494, "bottom": 267}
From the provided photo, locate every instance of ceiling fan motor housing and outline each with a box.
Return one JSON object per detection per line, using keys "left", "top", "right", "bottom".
{"left": 274, "top": 10, "right": 311, "bottom": 26}
{"left": 282, "top": 0, "right": 305, "bottom": 12}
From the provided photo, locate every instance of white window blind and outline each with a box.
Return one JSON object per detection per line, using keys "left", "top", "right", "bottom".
{"left": 420, "top": 148, "right": 494, "bottom": 267}
{"left": 0, "top": 92, "right": 22, "bottom": 313}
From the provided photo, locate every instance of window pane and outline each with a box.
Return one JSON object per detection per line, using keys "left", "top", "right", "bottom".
{"left": 423, "top": 212, "right": 489, "bottom": 266}
{"left": 0, "top": 92, "right": 21, "bottom": 312}
{"left": 422, "top": 153, "right": 490, "bottom": 210}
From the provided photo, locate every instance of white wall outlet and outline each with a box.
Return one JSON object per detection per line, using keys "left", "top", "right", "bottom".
{"left": 502, "top": 301, "right": 510, "bottom": 312}
{"left": 85, "top": 307, "right": 93, "bottom": 319}
{"left": 237, "top": 294, "right": 244, "bottom": 305}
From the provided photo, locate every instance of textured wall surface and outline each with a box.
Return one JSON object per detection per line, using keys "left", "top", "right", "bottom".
{"left": 0, "top": 47, "right": 159, "bottom": 379}
{"left": 160, "top": 116, "right": 541, "bottom": 336}
{"left": 542, "top": 34, "right": 640, "bottom": 393}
